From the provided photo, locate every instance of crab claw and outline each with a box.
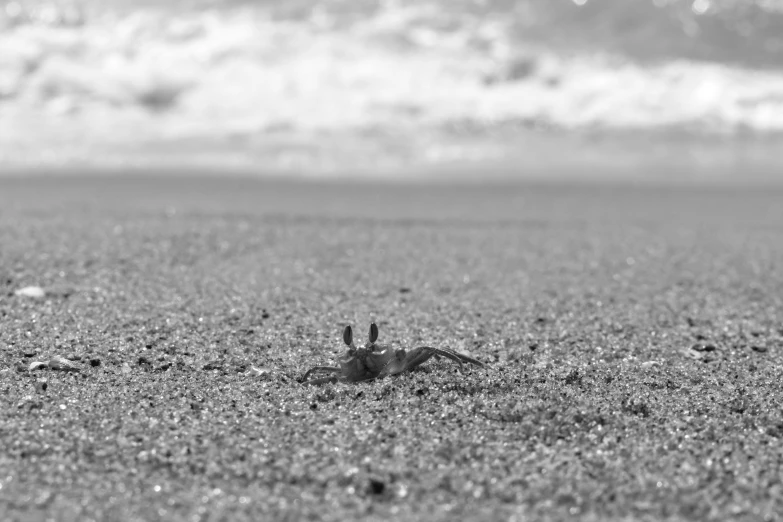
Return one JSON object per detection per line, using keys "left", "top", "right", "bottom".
{"left": 369, "top": 322, "right": 379, "bottom": 344}
{"left": 301, "top": 366, "right": 341, "bottom": 384}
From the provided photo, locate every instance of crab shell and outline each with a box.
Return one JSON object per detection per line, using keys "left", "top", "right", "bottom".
{"left": 338, "top": 344, "right": 399, "bottom": 382}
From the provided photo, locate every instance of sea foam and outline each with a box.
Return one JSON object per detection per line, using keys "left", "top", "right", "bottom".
{"left": 1, "top": 0, "right": 782, "bottom": 175}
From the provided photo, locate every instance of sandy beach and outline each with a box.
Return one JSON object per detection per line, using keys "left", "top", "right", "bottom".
{"left": 2, "top": 174, "right": 783, "bottom": 521}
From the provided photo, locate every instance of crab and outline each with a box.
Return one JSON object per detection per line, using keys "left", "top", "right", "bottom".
{"left": 301, "top": 322, "right": 484, "bottom": 385}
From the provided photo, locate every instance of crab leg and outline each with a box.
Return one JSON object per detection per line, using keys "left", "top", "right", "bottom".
{"left": 381, "top": 346, "right": 484, "bottom": 377}
{"left": 303, "top": 375, "right": 341, "bottom": 386}
{"left": 432, "top": 347, "right": 485, "bottom": 367}
{"left": 302, "top": 366, "right": 341, "bottom": 382}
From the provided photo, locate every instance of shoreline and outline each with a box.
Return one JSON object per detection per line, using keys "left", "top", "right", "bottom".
{"left": 2, "top": 170, "right": 783, "bottom": 224}
{"left": 3, "top": 126, "right": 783, "bottom": 188}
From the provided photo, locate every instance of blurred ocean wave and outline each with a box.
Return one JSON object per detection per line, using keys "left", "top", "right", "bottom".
{"left": 1, "top": 0, "right": 783, "bottom": 175}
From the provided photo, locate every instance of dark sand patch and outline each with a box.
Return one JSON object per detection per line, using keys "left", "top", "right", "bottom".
{"left": 1, "top": 175, "right": 783, "bottom": 521}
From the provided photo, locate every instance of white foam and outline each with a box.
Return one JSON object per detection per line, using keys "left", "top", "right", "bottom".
{"left": 1, "top": 3, "right": 783, "bottom": 171}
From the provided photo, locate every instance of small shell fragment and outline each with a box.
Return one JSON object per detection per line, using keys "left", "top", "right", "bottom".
{"left": 48, "top": 356, "right": 81, "bottom": 372}
{"left": 28, "top": 357, "right": 81, "bottom": 372}
{"left": 14, "top": 286, "right": 46, "bottom": 298}
{"left": 29, "top": 361, "right": 48, "bottom": 371}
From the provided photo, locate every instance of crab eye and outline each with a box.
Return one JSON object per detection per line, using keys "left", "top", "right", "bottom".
{"left": 369, "top": 322, "right": 378, "bottom": 343}
{"left": 343, "top": 325, "right": 353, "bottom": 346}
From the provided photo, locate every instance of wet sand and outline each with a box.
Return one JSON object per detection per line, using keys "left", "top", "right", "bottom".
{"left": 1, "top": 174, "right": 783, "bottom": 521}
